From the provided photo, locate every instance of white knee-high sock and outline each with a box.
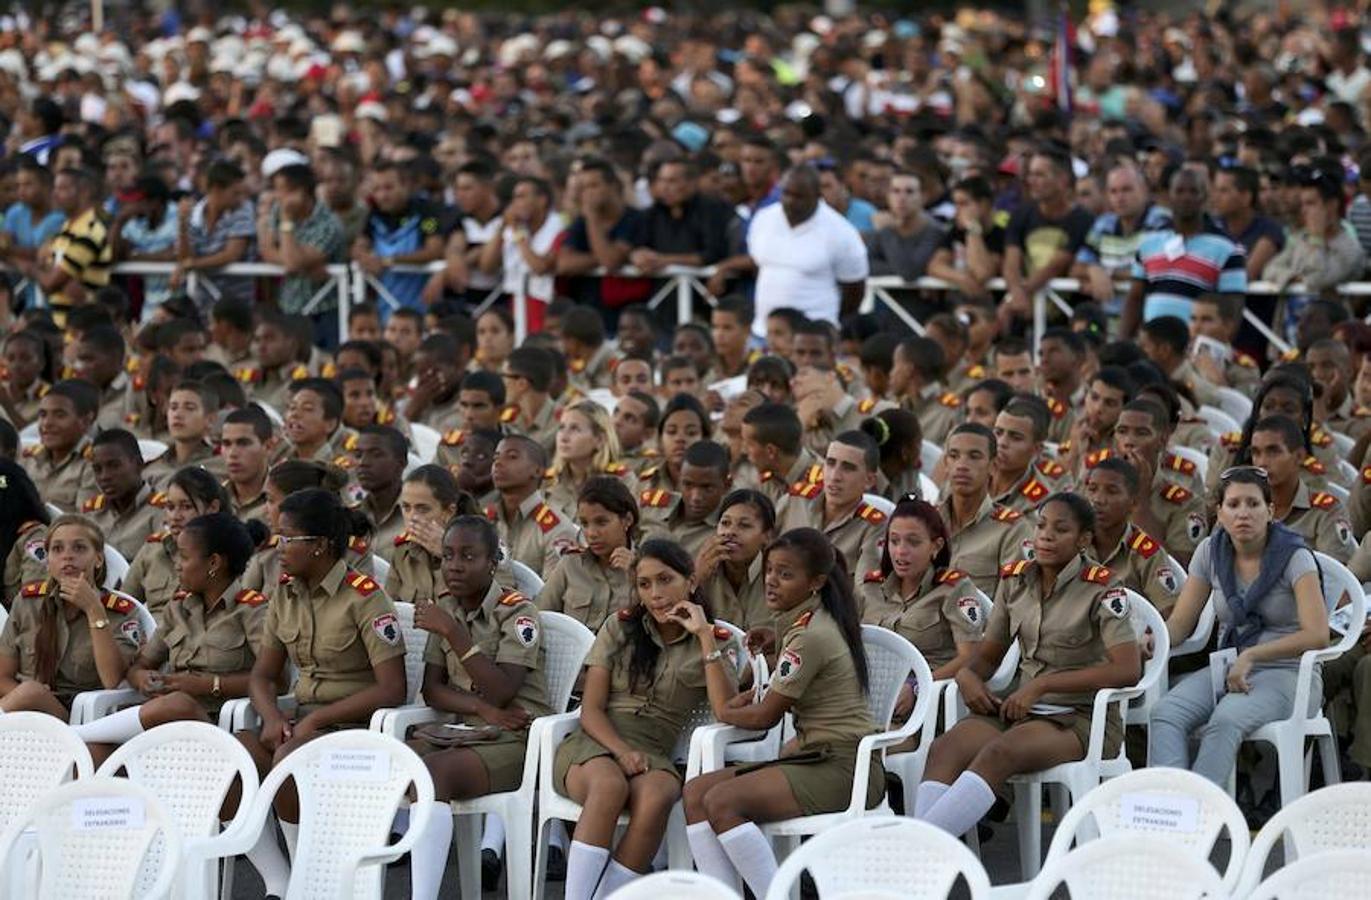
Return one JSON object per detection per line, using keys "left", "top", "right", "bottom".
{"left": 409, "top": 801, "right": 454, "bottom": 900}
{"left": 280, "top": 821, "right": 299, "bottom": 859}
{"left": 592, "top": 859, "right": 639, "bottom": 899}
{"left": 913, "top": 780, "right": 951, "bottom": 818}
{"left": 718, "top": 823, "right": 777, "bottom": 898}
{"left": 245, "top": 818, "right": 290, "bottom": 897}
{"left": 481, "top": 814, "right": 506, "bottom": 854}
{"left": 921, "top": 771, "right": 996, "bottom": 837}
{"left": 564, "top": 840, "right": 610, "bottom": 900}
{"left": 71, "top": 706, "right": 145, "bottom": 743}
{"left": 687, "top": 821, "right": 736, "bottom": 884}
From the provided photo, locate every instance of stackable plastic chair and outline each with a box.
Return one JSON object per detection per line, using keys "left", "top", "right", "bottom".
{"left": 1195, "top": 405, "right": 1242, "bottom": 439}
{"left": 1245, "top": 849, "right": 1371, "bottom": 900}
{"left": 508, "top": 560, "right": 545, "bottom": 596}
{"left": 69, "top": 592, "right": 159, "bottom": 725}
{"left": 408, "top": 423, "right": 441, "bottom": 462}
{"left": 1212, "top": 387, "right": 1253, "bottom": 424}
{"left": 104, "top": 545, "right": 131, "bottom": 590}
{"left": 764, "top": 817, "right": 991, "bottom": 900}
{"left": 0, "top": 777, "right": 182, "bottom": 900}
{"left": 1023, "top": 834, "right": 1223, "bottom": 900}
{"left": 1235, "top": 782, "right": 1371, "bottom": 896}
{"left": 861, "top": 493, "right": 895, "bottom": 516}
{"left": 607, "top": 870, "right": 742, "bottom": 899}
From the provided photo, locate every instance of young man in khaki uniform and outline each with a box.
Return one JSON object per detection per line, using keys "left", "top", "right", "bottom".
{"left": 84, "top": 429, "right": 164, "bottom": 562}
{"left": 234, "top": 311, "right": 312, "bottom": 415}
{"left": 988, "top": 398, "right": 1072, "bottom": 515}
{"left": 640, "top": 441, "right": 732, "bottom": 559}
{"left": 561, "top": 306, "right": 618, "bottom": 394}
{"left": 792, "top": 366, "right": 894, "bottom": 460}
{"left": 892, "top": 336, "right": 961, "bottom": 447}
{"left": 143, "top": 381, "right": 228, "bottom": 491}
{"left": 1250, "top": 415, "right": 1359, "bottom": 564}
{"left": 488, "top": 435, "right": 579, "bottom": 578}
{"left": 404, "top": 332, "right": 468, "bottom": 434}
{"left": 777, "top": 431, "right": 887, "bottom": 581}
{"left": 740, "top": 403, "right": 824, "bottom": 508}
{"left": 72, "top": 324, "right": 136, "bottom": 431}
{"left": 1084, "top": 458, "right": 1186, "bottom": 616}
{"left": 350, "top": 426, "right": 409, "bottom": 562}
{"left": 22, "top": 380, "right": 99, "bottom": 512}
{"left": 500, "top": 347, "right": 561, "bottom": 456}
{"left": 1180, "top": 293, "right": 1262, "bottom": 403}
{"left": 937, "top": 423, "right": 1034, "bottom": 595}
{"left": 220, "top": 406, "right": 275, "bottom": 524}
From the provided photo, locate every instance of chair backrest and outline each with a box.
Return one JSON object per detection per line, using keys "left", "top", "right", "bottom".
{"left": 538, "top": 611, "right": 596, "bottom": 714}
{"left": 391, "top": 602, "right": 428, "bottom": 705}
{"left": 112, "top": 590, "right": 157, "bottom": 645}
{"left": 1213, "top": 387, "right": 1254, "bottom": 424}
{"left": 1023, "top": 834, "right": 1225, "bottom": 900}
{"left": 1127, "top": 591, "right": 1170, "bottom": 699}
{"left": 607, "top": 870, "right": 742, "bottom": 899}
{"left": 764, "top": 817, "right": 990, "bottom": 900}
{"left": 1329, "top": 429, "right": 1356, "bottom": 458}
{"left": 103, "top": 545, "right": 130, "bottom": 590}
{"left": 0, "top": 776, "right": 181, "bottom": 900}
{"left": 0, "top": 712, "right": 93, "bottom": 835}
{"left": 1315, "top": 553, "right": 1366, "bottom": 662}
{"left": 918, "top": 472, "right": 940, "bottom": 505}
{"left": 1325, "top": 481, "right": 1352, "bottom": 504}
{"left": 138, "top": 439, "right": 169, "bottom": 464}
{"left": 861, "top": 493, "right": 895, "bottom": 516}
{"left": 509, "top": 560, "right": 545, "bottom": 596}
{"left": 859, "top": 624, "right": 930, "bottom": 729}
{"left": 370, "top": 555, "right": 391, "bottom": 585}
{"left": 1043, "top": 766, "right": 1249, "bottom": 893}
{"left": 251, "top": 730, "right": 434, "bottom": 900}
{"left": 408, "top": 423, "right": 440, "bottom": 463}
{"left": 1245, "top": 848, "right": 1371, "bottom": 900}
{"left": 1195, "top": 405, "right": 1241, "bottom": 438}
{"left": 1238, "top": 782, "right": 1371, "bottom": 896}
{"left": 920, "top": 440, "right": 942, "bottom": 474}
{"left": 1177, "top": 593, "right": 1218, "bottom": 656}
{"left": 670, "top": 619, "right": 751, "bottom": 763}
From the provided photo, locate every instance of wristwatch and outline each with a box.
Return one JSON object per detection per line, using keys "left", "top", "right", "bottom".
{"left": 702, "top": 648, "right": 724, "bottom": 664}
{"left": 89, "top": 618, "right": 110, "bottom": 630}
{"left": 212, "top": 675, "right": 223, "bottom": 698}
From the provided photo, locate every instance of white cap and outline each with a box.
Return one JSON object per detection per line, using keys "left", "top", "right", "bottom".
{"left": 261, "top": 148, "right": 310, "bottom": 178}
{"left": 355, "top": 100, "right": 388, "bottom": 121}
{"left": 612, "top": 35, "right": 651, "bottom": 62}
{"left": 187, "top": 26, "right": 213, "bottom": 44}
{"left": 163, "top": 81, "right": 201, "bottom": 105}
{"left": 333, "top": 31, "right": 365, "bottom": 54}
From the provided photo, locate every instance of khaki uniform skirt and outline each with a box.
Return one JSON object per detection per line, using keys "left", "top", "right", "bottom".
{"left": 735, "top": 742, "right": 886, "bottom": 816}
{"left": 967, "top": 702, "right": 1124, "bottom": 759}
{"left": 555, "top": 711, "right": 681, "bottom": 791}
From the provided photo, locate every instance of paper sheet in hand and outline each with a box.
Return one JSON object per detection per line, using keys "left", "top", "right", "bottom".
{"left": 1029, "top": 703, "right": 1074, "bottom": 716}
{"left": 1210, "top": 648, "right": 1237, "bottom": 703}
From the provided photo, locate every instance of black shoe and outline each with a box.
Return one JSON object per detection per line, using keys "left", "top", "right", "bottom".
{"left": 481, "top": 848, "right": 502, "bottom": 892}
{"left": 546, "top": 845, "right": 567, "bottom": 881}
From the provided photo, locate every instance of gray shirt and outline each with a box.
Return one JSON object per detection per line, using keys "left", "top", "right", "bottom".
{"left": 1191, "top": 535, "right": 1318, "bottom": 670}
{"left": 864, "top": 221, "right": 948, "bottom": 281}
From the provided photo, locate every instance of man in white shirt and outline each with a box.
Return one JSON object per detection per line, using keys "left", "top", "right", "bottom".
{"left": 747, "top": 166, "right": 869, "bottom": 337}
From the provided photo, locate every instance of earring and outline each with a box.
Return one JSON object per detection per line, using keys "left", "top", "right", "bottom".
{"left": 313, "top": 549, "right": 322, "bottom": 558}
{"left": 208, "top": 567, "right": 218, "bottom": 578}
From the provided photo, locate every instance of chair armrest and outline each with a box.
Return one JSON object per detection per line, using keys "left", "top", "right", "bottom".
{"left": 370, "top": 704, "right": 442, "bottom": 737}
{"left": 1082, "top": 684, "right": 1146, "bottom": 764}
{"left": 535, "top": 711, "right": 583, "bottom": 799}
{"left": 219, "top": 695, "right": 298, "bottom": 733}
{"left": 1287, "top": 649, "right": 1324, "bottom": 728}
{"left": 690, "top": 723, "right": 769, "bottom": 776}
{"left": 69, "top": 688, "right": 145, "bottom": 725}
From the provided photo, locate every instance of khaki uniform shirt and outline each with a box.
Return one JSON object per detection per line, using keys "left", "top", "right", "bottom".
{"left": 940, "top": 494, "right": 1035, "bottom": 596}
{"left": 96, "top": 372, "right": 135, "bottom": 431}
{"left": 1352, "top": 461, "right": 1371, "bottom": 537}
{"left": 4, "top": 380, "right": 49, "bottom": 428}
{"left": 1045, "top": 395, "right": 1076, "bottom": 445}
{"left": 142, "top": 580, "right": 267, "bottom": 676}
{"left": 21, "top": 437, "right": 97, "bottom": 512}
{"left": 384, "top": 536, "right": 445, "bottom": 605}
{"left": 120, "top": 532, "right": 181, "bottom": 617}
{"left": 536, "top": 548, "right": 631, "bottom": 632}
{"left": 504, "top": 398, "right": 559, "bottom": 456}
{"left": 143, "top": 441, "right": 227, "bottom": 492}
{"left": 700, "top": 556, "right": 769, "bottom": 632}
{"left": 424, "top": 581, "right": 552, "bottom": 724}
{"left": 81, "top": 483, "right": 164, "bottom": 563}
{"left": 636, "top": 462, "right": 680, "bottom": 497}
{"left": 543, "top": 464, "right": 637, "bottom": 522}
{"left": 988, "top": 557, "right": 1137, "bottom": 705}
{"left": 621, "top": 445, "right": 663, "bottom": 477}
{"left": 263, "top": 560, "right": 406, "bottom": 705}
{"left": 756, "top": 451, "right": 824, "bottom": 510}
{"left": 225, "top": 479, "right": 269, "bottom": 524}
{"left": 992, "top": 458, "right": 1071, "bottom": 516}
{"left": 491, "top": 491, "right": 581, "bottom": 579}
{"left": 769, "top": 596, "right": 877, "bottom": 749}
{"left": 1205, "top": 431, "right": 1339, "bottom": 498}
{"left": 5, "top": 522, "right": 49, "bottom": 606}
{"left": 355, "top": 492, "right": 405, "bottom": 563}
{"left": 1150, "top": 479, "right": 1210, "bottom": 561}
{"left": 1172, "top": 353, "right": 1261, "bottom": 408}
{"left": 1095, "top": 525, "right": 1185, "bottom": 617}
{"left": 0, "top": 579, "right": 142, "bottom": 698}
{"left": 904, "top": 383, "right": 963, "bottom": 448}
{"left": 947, "top": 360, "right": 990, "bottom": 395}
{"left": 1172, "top": 416, "right": 1219, "bottom": 455}
{"left": 234, "top": 362, "right": 310, "bottom": 415}
{"left": 567, "top": 343, "right": 617, "bottom": 394}
{"left": 417, "top": 394, "right": 464, "bottom": 435}
{"left": 1325, "top": 396, "right": 1371, "bottom": 444}
{"left": 776, "top": 486, "right": 886, "bottom": 582}
{"left": 1282, "top": 481, "right": 1358, "bottom": 564}
{"left": 859, "top": 567, "right": 984, "bottom": 670}
{"left": 639, "top": 493, "right": 720, "bottom": 560}
{"left": 244, "top": 536, "right": 371, "bottom": 594}
{"left": 804, "top": 395, "right": 893, "bottom": 459}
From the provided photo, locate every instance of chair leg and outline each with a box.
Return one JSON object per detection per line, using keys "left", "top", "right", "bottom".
{"left": 1275, "top": 734, "right": 1307, "bottom": 809}
{"left": 1015, "top": 782, "right": 1043, "bottom": 881}
{"left": 453, "top": 811, "right": 481, "bottom": 900}
{"left": 503, "top": 808, "right": 534, "bottom": 900}
{"left": 531, "top": 817, "right": 551, "bottom": 900}
{"left": 218, "top": 854, "right": 234, "bottom": 900}
{"left": 665, "top": 803, "right": 690, "bottom": 871}
{"left": 1316, "top": 734, "right": 1342, "bottom": 787}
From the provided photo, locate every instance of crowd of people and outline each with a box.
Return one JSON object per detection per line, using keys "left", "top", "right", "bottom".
{"left": 3, "top": 1, "right": 1371, "bottom": 897}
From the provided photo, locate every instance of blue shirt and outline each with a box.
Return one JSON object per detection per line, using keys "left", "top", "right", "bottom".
{"left": 364, "top": 199, "right": 449, "bottom": 315}
{"left": 1132, "top": 219, "right": 1247, "bottom": 322}
{"left": 2, "top": 202, "right": 65, "bottom": 249}
{"left": 843, "top": 197, "right": 877, "bottom": 233}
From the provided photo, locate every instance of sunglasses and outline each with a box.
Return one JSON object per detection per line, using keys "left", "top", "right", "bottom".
{"left": 1219, "top": 465, "right": 1268, "bottom": 483}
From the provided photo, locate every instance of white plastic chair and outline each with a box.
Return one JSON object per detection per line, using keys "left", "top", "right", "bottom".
{"left": 1246, "top": 849, "right": 1371, "bottom": 900}
{"left": 1213, "top": 387, "right": 1254, "bottom": 425}
{"left": 607, "top": 870, "right": 742, "bottom": 899}
{"left": 392, "top": 602, "right": 428, "bottom": 707}
{"left": 1235, "top": 782, "right": 1371, "bottom": 896}
{"left": 1002, "top": 594, "right": 1170, "bottom": 880}
{"left": 919, "top": 472, "right": 940, "bottom": 505}
{"left": 214, "top": 730, "right": 435, "bottom": 900}
{"left": 256, "top": 402, "right": 285, "bottom": 429}
{"left": 1022, "top": 834, "right": 1225, "bottom": 900}
{"left": 97, "top": 721, "right": 260, "bottom": 900}
{"left": 1236, "top": 552, "right": 1365, "bottom": 810}
{"left": 921, "top": 440, "right": 943, "bottom": 474}
{"left": 509, "top": 559, "right": 545, "bottom": 596}
{"left": 0, "top": 776, "right": 183, "bottom": 900}
{"left": 409, "top": 423, "right": 441, "bottom": 462}
{"left": 1171, "top": 592, "right": 1216, "bottom": 659}
{"left": 1169, "top": 445, "right": 1209, "bottom": 481}
{"left": 370, "top": 554, "right": 391, "bottom": 585}
{"left": 764, "top": 816, "right": 991, "bottom": 900}
{"left": 1334, "top": 458, "right": 1359, "bottom": 487}
{"left": 138, "top": 439, "right": 169, "bottom": 464}
{"left": 104, "top": 545, "right": 130, "bottom": 589}
{"left": 69, "top": 592, "right": 159, "bottom": 725}
{"left": 862, "top": 493, "right": 895, "bottom": 516}
{"left": 1328, "top": 429, "right": 1356, "bottom": 458}
{"left": 1195, "top": 405, "right": 1242, "bottom": 438}
{"left": 1326, "top": 481, "right": 1352, "bottom": 504}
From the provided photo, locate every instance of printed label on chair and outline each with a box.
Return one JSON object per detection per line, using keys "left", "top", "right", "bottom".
{"left": 320, "top": 749, "right": 391, "bottom": 782}
{"left": 72, "top": 797, "right": 145, "bottom": 830}
{"left": 1120, "top": 792, "right": 1200, "bottom": 832}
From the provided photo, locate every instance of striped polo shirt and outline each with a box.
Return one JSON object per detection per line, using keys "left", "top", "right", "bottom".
{"left": 1131, "top": 219, "right": 1246, "bottom": 322}
{"left": 1077, "top": 203, "right": 1174, "bottom": 271}
{"left": 51, "top": 207, "right": 113, "bottom": 293}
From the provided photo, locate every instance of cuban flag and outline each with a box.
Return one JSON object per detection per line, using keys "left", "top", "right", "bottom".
{"left": 1048, "top": 5, "right": 1074, "bottom": 113}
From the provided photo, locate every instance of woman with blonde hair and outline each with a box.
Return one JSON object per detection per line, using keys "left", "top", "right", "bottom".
{"left": 544, "top": 399, "right": 637, "bottom": 514}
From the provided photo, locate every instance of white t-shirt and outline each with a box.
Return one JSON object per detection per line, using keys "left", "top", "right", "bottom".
{"left": 502, "top": 211, "right": 565, "bottom": 303}
{"left": 463, "top": 213, "right": 503, "bottom": 291}
{"left": 748, "top": 201, "right": 869, "bottom": 336}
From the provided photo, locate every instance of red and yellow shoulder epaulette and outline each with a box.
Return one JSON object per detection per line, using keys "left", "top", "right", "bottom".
{"left": 1057, "top": 439, "right": 1072, "bottom": 454}
{"left": 1302, "top": 456, "right": 1326, "bottom": 476}
{"left": 123, "top": 411, "right": 142, "bottom": 427}
{"left": 1233, "top": 351, "right": 1258, "bottom": 368}
{"left": 320, "top": 362, "right": 337, "bottom": 379}
{"left": 82, "top": 445, "right": 93, "bottom": 460}
{"left": 35, "top": 383, "right": 50, "bottom": 399}
{"left": 1362, "top": 466, "right": 1371, "bottom": 485}
{"left": 342, "top": 433, "right": 359, "bottom": 452}
{"left": 102, "top": 592, "right": 134, "bottom": 614}
{"left": 1082, "top": 564, "right": 1113, "bottom": 585}
{"left": 568, "top": 358, "right": 587, "bottom": 374}
{"left": 967, "top": 364, "right": 986, "bottom": 380}
{"left": 532, "top": 502, "right": 561, "bottom": 532}
{"left": 1280, "top": 348, "right": 1301, "bottom": 363}
{"left": 857, "top": 397, "right": 878, "bottom": 414}
{"left": 836, "top": 362, "right": 856, "bottom": 382}
{"left": 1160, "top": 484, "right": 1193, "bottom": 504}
{"left": 603, "top": 463, "right": 629, "bottom": 477}
{"left": 498, "top": 589, "right": 528, "bottom": 606}
{"left": 332, "top": 455, "right": 355, "bottom": 470}
{"left": 131, "top": 373, "right": 147, "bottom": 392}
{"left": 376, "top": 406, "right": 396, "bottom": 425}
{"left": 1353, "top": 406, "right": 1371, "bottom": 419}
{"left": 1163, "top": 452, "right": 1196, "bottom": 476}
{"left": 348, "top": 535, "right": 369, "bottom": 555}
{"left": 124, "top": 355, "right": 140, "bottom": 374}
{"left": 863, "top": 569, "right": 884, "bottom": 584}
{"left": 857, "top": 502, "right": 886, "bottom": 525}
{"left": 172, "top": 589, "right": 190, "bottom": 602}
{"left": 1000, "top": 560, "right": 1030, "bottom": 578}
{"left": 442, "top": 429, "right": 466, "bottom": 447}
{"left": 793, "top": 610, "right": 814, "bottom": 628}
{"left": 1084, "top": 448, "right": 1113, "bottom": 469}
{"left": 394, "top": 532, "right": 412, "bottom": 547}
{"left": 82, "top": 494, "right": 107, "bottom": 513}
{"left": 289, "top": 364, "right": 309, "bottom": 381}
{"left": 1310, "top": 429, "right": 1333, "bottom": 448}
{"left": 1310, "top": 491, "right": 1338, "bottom": 510}
{"left": 499, "top": 404, "right": 519, "bottom": 424}
{"left": 21, "top": 444, "right": 40, "bottom": 459}
{"left": 938, "top": 392, "right": 962, "bottom": 408}
{"left": 17, "top": 520, "right": 43, "bottom": 538}
{"left": 146, "top": 531, "right": 168, "bottom": 544}
{"left": 21, "top": 579, "right": 50, "bottom": 598}
{"left": 712, "top": 624, "right": 734, "bottom": 641}
{"left": 639, "top": 489, "right": 674, "bottom": 509}
{"left": 149, "top": 491, "right": 168, "bottom": 507}
{"left": 789, "top": 481, "right": 823, "bottom": 499}
{"left": 640, "top": 465, "right": 661, "bottom": 480}
{"left": 345, "top": 571, "right": 379, "bottom": 595}
{"left": 759, "top": 469, "right": 777, "bottom": 483}
{"left": 279, "top": 572, "right": 293, "bottom": 584}
{"left": 1047, "top": 397, "right": 1067, "bottom": 418}
{"left": 990, "top": 505, "right": 1023, "bottom": 523}
{"left": 802, "top": 464, "right": 823, "bottom": 484}
{"left": 1036, "top": 459, "right": 1066, "bottom": 479}
{"left": 1128, "top": 530, "right": 1160, "bottom": 558}
{"left": 483, "top": 505, "right": 498, "bottom": 522}
{"left": 236, "top": 367, "right": 262, "bottom": 384}
{"left": 1220, "top": 431, "right": 1243, "bottom": 449}
{"left": 937, "top": 568, "right": 967, "bottom": 585}
{"left": 265, "top": 534, "right": 280, "bottom": 548}
{"left": 1020, "top": 478, "right": 1048, "bottom": 502}
{"left": 235, "top": 589, "right": 267, "bottom": 607}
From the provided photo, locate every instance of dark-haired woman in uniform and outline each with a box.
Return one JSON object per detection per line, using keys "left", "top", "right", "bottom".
{"left": 243, "top": 459, "right": 372, "bottom": 591}
{"left": 912, "top": 492, "right": 1142, "bottom": 838}
{"left": 555, "top": 539, "right": 740, "bottom": 900}
{"left": 537, "top": 476, "right": 638, "bottom": 631}
{"left": 237, "top": 488, "right": 408, "bottom": 898}
{"left": 385, "top": 464, "right": 469, "bottom": 604}
{"left": 695, "top": 489, "right": 775, "bottom": 632}
{"left": 683, "top": 527, "right": 882, "bottom": 900}
{"left": 72, "top": 513, "right": 266, "bottom": 755}
{"left": 123, "top": 466, "right": 230, "bottom": 615}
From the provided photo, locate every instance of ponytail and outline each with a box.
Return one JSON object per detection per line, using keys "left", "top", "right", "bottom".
{"left": 766, "top": 528, "right": 868, "bottom": 692}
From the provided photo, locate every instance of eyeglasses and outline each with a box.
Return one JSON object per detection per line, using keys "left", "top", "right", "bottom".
{"left": 278, "top": 535, "right": 325, "bottom": 546}
{"left": 498, "top": 371, "right": 527, "bottom": 382}
{"left": 1219, "top": 465, "right": 1268, "bottom": 483}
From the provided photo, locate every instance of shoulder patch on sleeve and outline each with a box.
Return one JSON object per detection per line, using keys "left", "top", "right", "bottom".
{"left": 1084, "top": 449, "right": 1113, "bottom": 469}
{"left": 1220, "top": 431, "right": 1243, "bottom": 449}
{"left": 394, "top": 532, "right": 412, "bottom": 547}
{"left": 1020, "top": 478, "right": 1048, "bottom": 502}
{"left": 857, "top": 503, "right": 886, "bottom": 524}
{"left": 532, "top": 503, "right": 561, "bottom": 532}
{"left": 235, "top": 589, "right": 268, "bottom": 607}
{"left": 499, "top": 404, "right": 519, "bottom": 423}
{"left": 990, "top": 505, "right": 1023, "bottom": 523}
{"left": 21, "top": 580, "right": 49, "bottom": 598}
{"left": 1160, "top": 484, "right": 1193, "bottom": 504}
{"left": 863, "top": 569, "right": 884, "bottom": 584}
{"left": 1036, "top": 459, "right": 1066, "bottom": 479}
{"left": 792, "top": 610, "right": 814, "bottom": 629}
{"left": 149, "top": 491, "right": 168, "bottom": 508}
{"left": 146, "top": 531, "right": 168, "bottom": 543}
{"left": 1046, "top": 397, "right": 1067, "bottom": 418}
{"left": 82, "top": 494, "right": 105, "bottom": 513}
{"left": 857, "top": 397, "right": 877, "bottom": 414}
{"left": 789, "top": 481, "right": 823, "bottom": 499}
{"left": 347, "top": 535, "right": 369, "bottom": 555}
{"left": 345, "top": 571, "right": 379, "bottom": 595}
{"left": 999, "top": 560, "right": 1030, "bottom": 578}
{"left": 1310, "top": 491, "right": 1337, "bottom": 509}
{"left": 290, "top": 364, "right": 310, "bottom": 381}
{"left": 1082, "top": 564, "right": 1113, "bottom": 585}
{"left": 441, "top": 429, "right": 466, "bottom": 447}
{"left": 1100, "top": 586, "right": 1130, "bottom": 618}
{"left": 102, "top": 592, "right": 134, "bottom": 614}
{"left": 1128, "top": 530, "right": 1160, "bottom": 558}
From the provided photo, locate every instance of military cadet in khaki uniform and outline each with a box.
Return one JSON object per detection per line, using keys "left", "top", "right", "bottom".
{"left": 244, "top": 533, "right": 372, "bottom": 594}
{"left": 83, "top": 484, "right": 163, "bottom": 564}
{"left": 1281, "top": 484, "right": 1358, "bottom": 563}
{"left": 537, "top": 547, "right": 632, "bottom": 632}
{"left": 776, "top": 433, "right": 887, "bottom": 583}
{"left": 905, "top": 384, "right": 963, "bottom": 448}
{"left": 143, "top": 440, "right": 227, "bottom": 492}
{"left": 740, "top": 402, "right": 825, "bottom": 511}
{"left": 861, "top": 566, "right": 984, "bottom": 671}
{"left": 1247, "top": 416, "right": 1360, "bottom": 564}
{"left": 1084, "top": 456, "right": 1186, "bottom": 616}
{"left": 488, "top": 435, "right": 581, "bottom": 579}
{"left": 639, "top": 441, "right": 734, "bottom": 560}
{"left": 794, "top": 365, "right": 893, "bottom": 459}
{"left": 565, "top": 339, "right": 618, "bottom": 395}
{"left": 701, "top": 555, "right": 767, "bottom": 633}
{"left": 988, "top": 399, "right": 1072, "bottom": 516}
{"left": 3, "top": 521, "right": 48, "bottom": 606}
{"left": 22, "top": 385, "right": 99, "bottom": 512}
{"left": 937, "top": 423, "right": 1035, "bottom": 595}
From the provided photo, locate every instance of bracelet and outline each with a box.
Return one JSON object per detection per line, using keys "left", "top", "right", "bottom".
{"left": 212, "top": 675, "right": 223, "bottom": 698}
{"left": 279, "top": 221, "right": 296, "bottom": 234}
{"left": 460, "top": 645, "right": 482, "bottom": 662}
{"left": 89, "top": 618, "right": 110, "bottom": 630}
{"left": 702, "top": 648, "right": 723, "bottom": 664}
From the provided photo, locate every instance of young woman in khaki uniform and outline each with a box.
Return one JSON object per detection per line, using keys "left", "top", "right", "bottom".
{"left": 556, "top": 539, "right": 741, "bottom": 900}
{"left": 683, "top": 527, "right": 883, "bottom": 900}
{"left": 122, "top": 467, "right": 230, "bottom": 616}
{"left": 72, "top": 513, "right": 266, "bottom": 755}
{"left": 242, "top": 460, "right": 371, "bottom": 592}
{"left": 405, "top": 515, "right": 554, "bottom": 900}
{"left": 385, "top": 465, "right": 469, "bottom": 604}
{"left": 0, "top": 515, "right": 141, "bottom": 718}
{"left": 544, "top": 400, "right": 637, "bottom": 515}
{"left": 696, "top": 488, "right": 775, "bottom": 633}
{"left": 913, "top": 492, "right": 1142, "bottom": 839}
{"left": 237, "top": 488, "right": 408, "bottom": 898}
{"left": 537, "top": 476, "right": 638, "bottom": 631}
{"left": 638, "top": 394, "right": 711, "bottom": 496}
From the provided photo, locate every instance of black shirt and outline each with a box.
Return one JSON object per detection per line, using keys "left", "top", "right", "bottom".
{"left": 629, "top": 193, "right": 736, "bottom": 264}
